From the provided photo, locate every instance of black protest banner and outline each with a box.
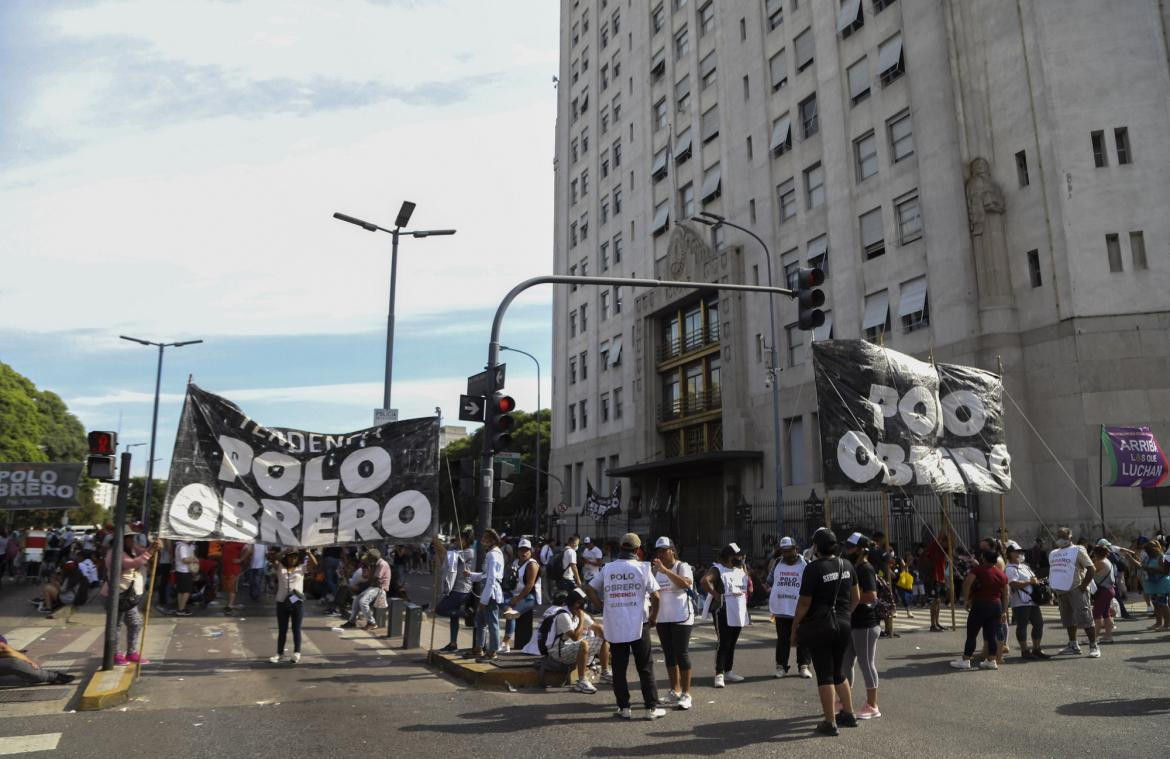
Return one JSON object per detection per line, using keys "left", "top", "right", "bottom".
{"left": 0, "top": 463, "right": 82, "bottom": 510}
{"left": 160, "top": 384, "right": 438, "bottom": 547}
{"left": 583, "top": 481, "right": 621, "bottom": 519}
{"left": 812, "top": 340, "right": 1010, "bottom": 493}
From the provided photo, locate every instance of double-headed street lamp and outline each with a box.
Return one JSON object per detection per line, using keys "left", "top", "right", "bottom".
{"left": 120, "top": 336, "right": 203, "bottom": 526}
{"left": 500, "top": 345, "right": 542, "bottom": 539}
{"left": 333, "top": 202, "right": 456, "bottom": 418}
{"left": 690, "top": 211, "right": 786, "bottom": 536}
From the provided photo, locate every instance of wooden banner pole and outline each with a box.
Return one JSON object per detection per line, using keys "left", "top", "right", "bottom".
{"left": 944, "top": 495, "right": 957, "bottom": 631}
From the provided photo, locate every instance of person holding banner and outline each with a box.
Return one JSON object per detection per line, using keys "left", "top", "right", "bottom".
{"left": 101, "top": 528, "right": 159, "bottom": 666}
{"left": 769, "top": 537, "right": 812, "bottom": 679}
{"left": 433, "top": 531, "right": 475, "bottom": 652}
{"left": 270, "top": 549, "right": 317, "bottom": 664}
{"left": 1048, "top": 527, "right": 1100, "bottom": 658}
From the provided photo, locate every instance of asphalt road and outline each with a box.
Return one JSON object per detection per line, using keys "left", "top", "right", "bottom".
{"left": 2, "top": 573, "right": 1167, "bottom": 758}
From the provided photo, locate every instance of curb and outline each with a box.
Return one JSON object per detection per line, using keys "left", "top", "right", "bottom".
{"left": 78, "top": 666, "right": 135, "bottom": 711}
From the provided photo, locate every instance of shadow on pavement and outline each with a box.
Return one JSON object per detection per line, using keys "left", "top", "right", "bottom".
{"left": 1056, "top": 698, "right": 1170, "bottom": 717}
{"left": 401, "top": 701, "right": 603, "bottom": 733}
{"left": 584, "top": 716, "right": 821, "bottom": 754}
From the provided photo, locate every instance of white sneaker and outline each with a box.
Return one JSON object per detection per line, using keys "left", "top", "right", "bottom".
{"left": 291, "top": 652, "right": 301, "bottom": 664}
{"left": 599, "top": 670, "right": 613, "bottom": 683}
{"left": 676, "top": 693, "right": 693, "bottom": 710}
{"left": 615, "top": 707, "right": 632, "bottom": 719}
{"left": 573, "top": 678, "right": 597, "bottom": 694}
{"left": 978, "top": 660, "right": 998, "bottom": 670}
{"left": 713, "top": 674, "right": 725, "bottom": 688}
{"left": 661, "top": 690, "right": 680, "bottom": 704}
{"left": 775, "top": 665, "right": 788, "bottom": 678}
{"left": 497, "top": 642, "right": 510, "bottom": 654}
{"left": 1087, "top": 645, "right": 1101, "bottom": 658}
{"left": 949, "top": 659, "right": 972, "bottom": 670}
{"left": 646, "top": 707, "right": 667, "bottom": 720}
{"left": 798, "top": 665, "right": 813, "bottom": 679}
{"left": 501, "top": 608, "right": 521, "bottom": 620}
{"left": 268, "top": 655, "right": 282, "bottom": 664}
{"left": 723, "top": 671, "right": 745, "bottom": 683}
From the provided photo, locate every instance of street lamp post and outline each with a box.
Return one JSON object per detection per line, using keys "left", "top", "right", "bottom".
{"left": 501, "top": 345, "right": 542, "bottom": 539}
{"left": 333, "top": 204, "right": 456, "bottom": 417}
{"left": 120, "top": 336, "right": 203, "bottom": 527}
{"left": 690, "top": 213, "right": 786, "bottom": 537}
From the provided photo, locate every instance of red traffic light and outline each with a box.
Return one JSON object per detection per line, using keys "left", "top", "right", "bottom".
{"left": 796, "top": 267, "right": 825, "bottom": 288}
{"left": 495, "top": 395, "right": 516, "bottom": 414}
{"left": 87, "top": 431, "right": 117, "bottom": 455}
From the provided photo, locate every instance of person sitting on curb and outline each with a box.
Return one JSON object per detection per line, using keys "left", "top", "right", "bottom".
{"left": 537, "top": 589, "right": 598, "bottom": 693}
{"left": 0, "top": 636, "right": 74, "bottom": 685}
{"left": 341, "top": 549, "right": 391, "bottom": 631}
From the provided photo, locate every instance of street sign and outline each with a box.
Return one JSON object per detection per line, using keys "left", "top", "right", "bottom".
{"left": 557, "top": 502, "right": 568, "bottom": 514}
{"left": 459, "top": 394, "right": 485, "bottom": 423}
{"left": 373, "top": 408, "right": 399, "bottom": 426}
{"left": 497, "top": 452, "right": 521, "bottom": 468}
{"left": 466, "top": 364, "right": 507, "bottom": 398}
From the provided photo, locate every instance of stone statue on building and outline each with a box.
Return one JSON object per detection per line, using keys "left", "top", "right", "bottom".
{"left": 965, "top": 157, "right": 1012, "bottom": 302}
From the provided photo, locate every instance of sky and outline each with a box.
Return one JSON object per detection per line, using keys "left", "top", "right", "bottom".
{"left": 0, "top": 0, "right": 559, "bottom": 478}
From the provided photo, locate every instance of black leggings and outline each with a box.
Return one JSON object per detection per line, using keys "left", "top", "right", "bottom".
{"left": 714, "top": 607, "right": 742, "bottom": 674}
{"left": 774, "top": 617, "right": 811, "bottom": 667}
{"left": 1012, "top": 604, "right": 1044, "bottom": 647}
{"left": 610, "top": 624, "right": 659, "bottom": 709}
{"left": 806, "top": 621, "right": 851, "bottom": 686}
{"left": 276, "top": 600, "right": 304, "bottom": 654}
{"left": 964, "top": 600, "right": 1002, "bottom": 658}
{"left": 655, "top": 621, "right": 692, "bottom": 670}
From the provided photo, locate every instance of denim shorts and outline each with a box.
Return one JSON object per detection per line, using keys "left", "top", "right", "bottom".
{"left": 1152, "top": 593, "right": 1169, "bottom": 608}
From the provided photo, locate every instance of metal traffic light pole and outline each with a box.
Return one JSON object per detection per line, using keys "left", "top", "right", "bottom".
{"left": 475, "top": 275, "right": 795, "bottom": 539}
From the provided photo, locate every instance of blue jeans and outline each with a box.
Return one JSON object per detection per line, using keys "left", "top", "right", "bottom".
{"left": 504, "top": 591, "right": 538, "bottom": 637}
{"left": 323, "top": 557, "right": 341, "bottom": 598}
{"left": 474, "top": 599, "right": 501, "bottom": 653}
{"left": 436, "top": 591, "right": 469, "bottom": 646}
{"left": 246, "top": 568, "right": 264, "bottom": 602}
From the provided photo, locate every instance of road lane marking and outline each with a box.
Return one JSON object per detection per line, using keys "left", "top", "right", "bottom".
{"left": 60, "top": 627, "right": 103, "bottom": 654}
{"left": 0, "top": 733, "right": 61, "bottom": 755}
{"left": 4, "top": 628, "right": 51, "bottom": 651}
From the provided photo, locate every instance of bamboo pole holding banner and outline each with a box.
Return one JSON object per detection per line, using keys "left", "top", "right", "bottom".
{"left": 996, "top": 356, "right": 1008, "bottom": 545}
{"left": 943, "top": 495, "right": 957, "bottom": 631}
{"left": 134, "top": 550, "right": 160, "bottom": 680}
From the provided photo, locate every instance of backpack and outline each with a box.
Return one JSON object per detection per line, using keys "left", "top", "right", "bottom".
{"left": 873, "top": 575, "right": 895, "bottom": 622}
{"left": 550, "top": 548, "right": 566, "bottom": 576}
{"left": 502, "top": 562, "right": 521, "bottom": 593}
{"left": 537, "top": 608, "right": 569, "bottom": 656}
{"left": 1032, "top": 581, "right": 1053, "bottom": 606}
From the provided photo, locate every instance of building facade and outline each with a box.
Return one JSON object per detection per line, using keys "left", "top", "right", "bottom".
{"left": 549, "top": 0, "right": 1170, "bottom": 552}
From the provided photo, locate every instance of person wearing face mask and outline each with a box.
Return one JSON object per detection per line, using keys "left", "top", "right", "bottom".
{"left": 769, "top": 537, "right": 811, "bottom": 679}
{"left": 1048, "top": 527, "right": 1100, "bottom": 657}
{"left": 701, "top": 543, "right": 751, "bottom": 688}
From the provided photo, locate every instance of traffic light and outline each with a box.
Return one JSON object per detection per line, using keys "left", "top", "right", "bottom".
{"left": 86, "top": 431, "right": 118, "bottom": 480}
{"left": 494, "top": 460, "right": 517, "bottom": 499}
{"left": 795, "top": 267, "right": 826, "bottom": 330}
{"left": 487, "top": 392, "right": 516, "bottom": 453}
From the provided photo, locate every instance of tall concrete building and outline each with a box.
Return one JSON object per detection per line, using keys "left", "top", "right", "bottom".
{"left": 549, "top": 0, "right": 1170, "bottom": 552}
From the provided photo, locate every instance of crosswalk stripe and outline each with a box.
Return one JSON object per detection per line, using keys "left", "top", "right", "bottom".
{"left": 60, "top": 627, "right": 103, "bottom": 654}
{"left": 0, "top": 733, "right": 61, "bottom": 755}
{"left": 267, "top": 628, "right": 324, "bottom": 658}
{"left": 141, "top": 623, "right": 176, "bottom": 662}
{"left": 4, "top": 627, "right": 51, "bottom": 651}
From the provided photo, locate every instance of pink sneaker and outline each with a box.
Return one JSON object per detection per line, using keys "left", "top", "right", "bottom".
{"left": 856, "top": 705, "right": 882, "bottom": 720}
{"left": 113, "top": 652, "right": 129, "bottom": 666}
{"left": 127, "top": 652, "right": 150, "bottom": 665}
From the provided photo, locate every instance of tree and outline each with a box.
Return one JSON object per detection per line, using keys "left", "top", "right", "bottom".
{"left": 125, "top": 476, "right": 169, "bottom": 529}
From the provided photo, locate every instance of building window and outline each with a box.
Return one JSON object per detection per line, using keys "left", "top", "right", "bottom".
{"left": 580, "top": 258, "right": 588, "bottom": 277}
{"left": 898, "top": 276, "right": 929, "bottom": 333}
{"left": 808, "top": 235, "right": 829, "bottom": 278}
{"left": 569, "top": 309, "right": 577, "bottom": 337}
{"left": 569, "top": 356, "right": 577, "bottom": 384}
{"left": 600, "top": 240, "right": 610, "bottom": 269}
{"left": 1115, "top": 127, "right": 1132, "bottom": 165}
{"left": 878, "top": 33, "right": 904, "bottom": 85}
{"left": 838, "top": 0, "right": 864, "bottom": 38}
{"left": 581, "top": 169, "right": 589, "bottom": 196}
{"left": 770, "top": 113, "right": 792, "bottom": 155}
{"left": 676, "top": 75, "right": 691, "bottom": 113}
{"left": 675, "top": 127, "right": 692, "bottom": 163}
{"left": 613, "top": 387, "right": 623, "bottom": 419}
{"left": 600, "top": 106, "right": 609, "bottom": 134}
{"left": 740, "top": 17, "right": 747, "bottom": 40}
{"left": 746, "top": 134, "right": 753, "bottom": 160}
{"left": 680, "top": 182, "right": 695, "bottom": 218}
{"left": 701, "top": 163, "right": 721, "bottom": 203}
{"left": 700, "top": 50, "right": 717, "bottom": 89}
{"left": 743, "top": 74, "right": 750, "bottom": 100}
{"left": 896, "top": 192, "right": 922, "bottom": 244}
{"left": 798, "top": 94, "right": 818, "bottom": 138}
{"left": 855, "top": 131, "right": 878, "bottom": 182}
{"left": 874, "top": 0, "right": 896, "bottom": 11}
{"left": 579, "top": 213, "right": 588, "bottom": 241}
{"left": 674, "top": 26, "right": 689, "bottom": 58}
{"left": 785, "top": 323, "right": 804, "bottom": 367}
{"left": 612, "top": 139, "right": 622, "bottom": 167}
{"left": 600, "top": 392, "right": 610, "bottom": 422}
{"left": 612, "top": 9, "right": 620, "bottom": 34}
{"left": 570, "top": 221, "right": 577, "bottom": 248}
{"left": 804, "top": 162, "right": 824, "bottom": 209}
{"left": 1091, "top": 130, "right": 1107, "bottom": 168}
{"left": 601, "top": 24, "right": 609, "bottom": 50}
{"left": 572, "top": 22, "right": 579, "bottom": 47}
{"left": 701, "top": 105, "right": 720, "bottom": 143}
{"left": 600, "top": 196, "right": 610, "bottom": 226}
{"left": 860, "top": 207, "right": 885, "bottom": 259}
{"left": 653, "top": 98, "right": 668, "bottom": 131}
{"left": 579, "top": 400, "right": 588, "bottom": 429}
{"left": 777, "top": 178, "right": 797, "bottom": 222}
{"left": 782, "top": 249, "right": 800, "bottom": 290}
{"left": 862, "top": 289, "right": 890, "bottom": 341}
{"left": 1130, "top": 231, "right": 1148, "bottom": 270}
{"left": 1027, "top": 249, "right": 1041, "bottom": 287}
{"left": 613, "top": 286, "right": 623, "bottom": 313}
{"left": 568, "top": 404, "right": 577, "bottom": 432}
{"left": 581, "top": 125, "right": 589, "bottom": 153}
{"left": 847, "top": 57, "right": 870, "bottom": 104}
{"left": 653, "top": 199, "right": 671, "bottom": 236}
{"left": 766, "top": 0, "right": 783, "bottom": 30}
{"left": 651, "top": 47, "right": 666, "bottom": 79}
{"left": 601, "top": 151, "right": 610, "bottom": 179}
{"left": 652, "top": 146, "right": 669, "bottom": 182}
{"left": 794, "top": 27, "right": 814, "bottom": 72}
{"left": 770, "top": 50, "right": 787, "bottom": 90}
{"left": 749, "top": 198, "right": 757, "bottom": 224}
{"left": 652, "top": 3, "right": 665, "bottom": 33}
{"left": 570, "top": 138, "right": 579, "bottom": 165}
{"left": 1106, "top": 233, "right": 1123, "bottom": 272}
{"left": 612, "top": 94, "right": 621, "bottom": 121}
{"left": 570, "top": 179, "right": 578, "bottom": 205}
{"left": 599, "top": 340, "right": 610, "bottom": 372}
{"left": 613, "top": 232, "right": 623, "bottom": 261}
{"left": 888, "top": 110, "right": 914, "bottom": 162}
{"left": 1015, "top": 150, "right": 1029, "bottom": 187}
{"left": 700, "top": 2, "right": 715, "bottom": 36}
{"left": 580, "top": 351, "right": 588, "bottom": 380}
{"left": 580, "top": 303, "right": 588, "bottom": 331}
{"left": 601, "top": 290, "right": 610, "bottom": 321}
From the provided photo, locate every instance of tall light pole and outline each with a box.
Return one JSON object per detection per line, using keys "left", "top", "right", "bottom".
{"left": 691, "top": 213, "right": 786, "bottom": 536}
{"left": 120, "top": 336, "right": 203, "bottom": 527}
{"left": 501, "top": 345, "right": 542, "bottom": 539}
{"left": 333, "top": 203, "right": 456, "bottom": 419}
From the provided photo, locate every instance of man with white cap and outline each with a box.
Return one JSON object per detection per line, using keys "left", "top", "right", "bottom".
{"left": 586, "top": 532, "right": 664, "bottom": 719}
{"left": 580, "top": 536, "right": 604, "bottom": 586}
{"left": 770, "top": 537, "right": 812, "bottom": 678}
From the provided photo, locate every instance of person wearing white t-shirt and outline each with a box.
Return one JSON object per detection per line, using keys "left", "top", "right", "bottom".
{"left": 1005, "top": 544, "right": 1048, "bottom": 660}
{"left": 580, "top": 537, "right": 604, "bottom": 582}
{"left": 561, "top": 535, "right": 583, "bottom": 590}
{"left": 701, "top": 543, "right": 751, "bottom": 688}
{"left": 539, "top": 538, "right": 557, "bottom": 600}
{"left": 1048, "top": 527, "right": 1099, "bottom": 657}
{"left": 651, "top": 536, "right": 694, "bottom": 710}
{"left": 586, "top": 533, "right": 664, "bottom": 720}
{"left": 539, "top": 589, "right": 598, "bottom": 693}
{"left": 173, "top": 540, "right": 198, "bottom": 616}
{"left": 770, "top": 537, "right": 812, "bottom": 678}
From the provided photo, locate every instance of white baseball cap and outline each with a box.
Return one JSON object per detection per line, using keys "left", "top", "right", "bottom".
{"left": 846, "top": 532, "right": 866, "bottom": 546}
{"left": 654, "top": 536, "right": 673, "bottom": 549}
{"left": 1006, "top": 540, "right": 1023, "bottom": 551}
{"left": 583, "top": 536, "right": 592, "bottom": 544}
{"left": 727, "top": 542, "right": 742, "bottom": 554}
{"left": 517, "top": 538, "right": 533, "bottom": 549}
{"left": 779, "top": 537, "right": 796, "bottom": 549}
